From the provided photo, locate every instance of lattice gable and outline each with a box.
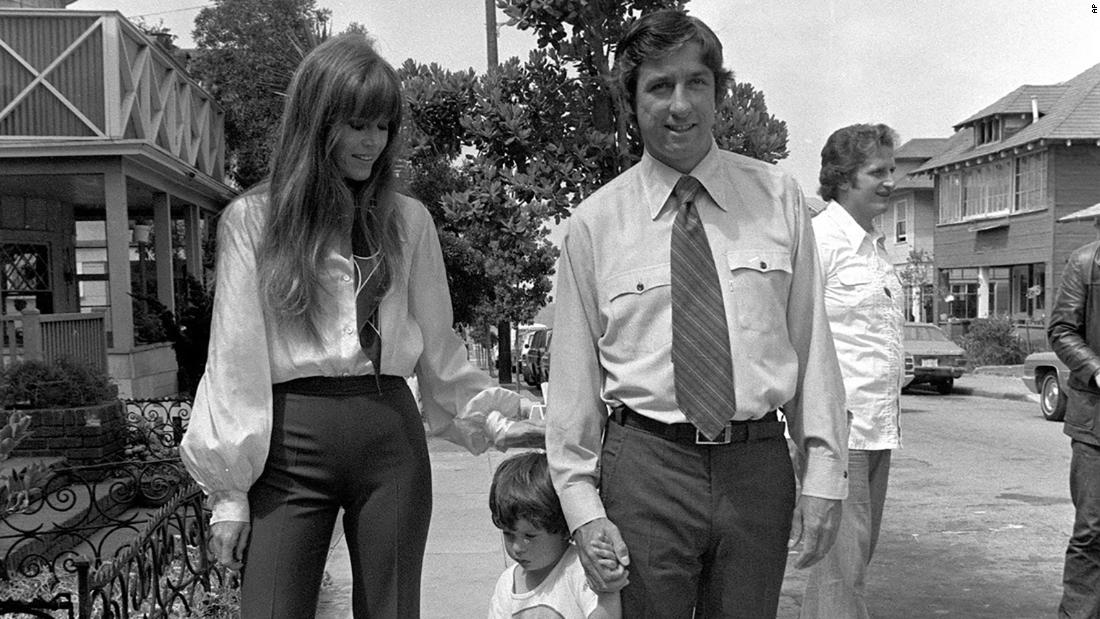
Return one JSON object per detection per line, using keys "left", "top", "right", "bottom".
{"left": 0, "top": 16, "right": 106, "bottom": 137}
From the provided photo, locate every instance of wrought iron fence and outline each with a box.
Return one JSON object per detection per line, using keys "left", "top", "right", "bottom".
{"left": 0, "top": 398, "right": 237, "bottom": 618}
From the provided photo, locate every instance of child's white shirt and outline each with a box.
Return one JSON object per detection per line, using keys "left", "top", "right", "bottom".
{"left": 487, "top": 545, "right": 599, "bottom": 618}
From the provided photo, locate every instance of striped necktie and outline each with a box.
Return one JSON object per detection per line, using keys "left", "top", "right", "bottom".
{"left": 670, "top": 175, "right": 736, "bottom": 440}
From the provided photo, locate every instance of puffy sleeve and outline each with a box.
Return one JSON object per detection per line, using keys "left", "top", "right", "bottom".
{"left": 403, "top": 201, "right": 496, "bottom": 449}
{"left": 180, "top": 196, "right": 274, "bottom": 524}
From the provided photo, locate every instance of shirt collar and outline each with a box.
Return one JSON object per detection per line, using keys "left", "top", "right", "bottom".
{"left": 640, "top": 140, "right": 733, "bottom": 220}
{"left": 824, "top": 200, "right": 883, "bottom": 250}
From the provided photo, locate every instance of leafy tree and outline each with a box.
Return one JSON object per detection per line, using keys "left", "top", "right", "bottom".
{"left": 188, "top": 0, "right": 334, "bottom": 189}
{"left": 131, "top": 18, "right": 178, "bottom": 52}
{"left": 714, "top": 82, "right": 789, "bottom": 163}
{"left": 399, "top": 1, "right": 792, "bottom": 379}
{"left": 899, "top": 248, "right": 935, "bottom": 291}
{"left": 498, "top": 0, "right": 790, "bottom": 165}
{"left": 500, "top": 0, "right": 682, "bottom": 169}
{"left": 400, "top": 55, "right": 612, "bottom": 379}
{"left": 399, "top": 62, "right": 486, "bottom": 327}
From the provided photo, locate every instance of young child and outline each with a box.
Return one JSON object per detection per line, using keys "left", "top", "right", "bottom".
{"left": 487, "top": 451, "right": 621, "bottom": 619}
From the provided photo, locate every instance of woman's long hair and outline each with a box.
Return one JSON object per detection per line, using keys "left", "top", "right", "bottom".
{"left": 257, "top": 33, "right": 405, "bottom": 342}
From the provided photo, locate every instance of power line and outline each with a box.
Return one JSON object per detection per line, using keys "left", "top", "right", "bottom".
{"left": 133, "top": 4, "right": 210, "bottom": 18}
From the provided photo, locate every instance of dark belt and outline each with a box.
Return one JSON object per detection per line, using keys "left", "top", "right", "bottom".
{"left": 273, "top": 374, "right": 407, "bottom": 396}
{"left": 610, "top": 406, "right": 785, "bottom": 446}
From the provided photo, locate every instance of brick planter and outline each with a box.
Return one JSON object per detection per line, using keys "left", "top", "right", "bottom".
{"left": 1, "top": 400, "right": 126, "bottom": 465}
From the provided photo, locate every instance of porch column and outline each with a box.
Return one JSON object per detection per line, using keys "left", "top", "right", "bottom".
{"left": 104, "top": 167, "right": 133, "bottom": 350}
{"left": 977, "top": 267, "right": 990, "bottom": 318}
{"left": 183, "top": 203, "right": 203, "bottom": 284}
{"left": 152, "top": 192, "right": 175, "bottom": 313}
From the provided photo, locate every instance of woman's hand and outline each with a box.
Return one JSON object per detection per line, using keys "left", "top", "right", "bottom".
{"left": 465, "top": 387, "right": 522, "bottom": 419}
{"left": 209, "top": 520, "right": 251, "bottom": 570}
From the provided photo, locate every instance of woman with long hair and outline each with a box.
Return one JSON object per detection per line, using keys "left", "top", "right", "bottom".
{"left": 181, "top": 33, "right": 518, "bottom": 617}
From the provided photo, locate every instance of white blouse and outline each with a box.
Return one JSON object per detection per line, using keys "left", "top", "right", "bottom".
{"left": 180, "top": 191, "right": 495, "bottom": 523}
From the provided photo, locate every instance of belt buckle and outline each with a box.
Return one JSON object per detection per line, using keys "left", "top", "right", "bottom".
{"left": 695, "top": 424, "right": 731, "bottom": 445}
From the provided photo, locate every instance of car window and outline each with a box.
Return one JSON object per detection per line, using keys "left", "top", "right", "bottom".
{"left": 904, "top": 325, "right": 952, "bottom": 343}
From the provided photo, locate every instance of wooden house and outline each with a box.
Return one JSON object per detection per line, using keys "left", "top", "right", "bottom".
{"left": 0, "top": 5, "right": 235, "bottom": 396}
{"left": 913, "top": 62, "right": 1100, "bottom": 329}
{"left": 875, "top": 138, "right": 949, "bottom": 323}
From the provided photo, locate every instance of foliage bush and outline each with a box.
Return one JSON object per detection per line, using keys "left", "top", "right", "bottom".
{"left": 0, "top": 357, "right": 118, "bottom": 409}
{"left": 960, "top": 316, "right": 1027, "bottom": 366}
{"left": 172, "top": 275, "right": 215, "bottom": 396}
{"left": 132, "top": 293, "right": 173, "bottom": 344}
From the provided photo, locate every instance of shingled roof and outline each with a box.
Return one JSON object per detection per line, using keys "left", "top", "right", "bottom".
{"left": 915, "top": 62, "right": 1100, "bottom": 173}
{"left": 954, "top": 84, "right": 1068, "bottom": 128}
{"left": 895, "top": 138, "right": 950, "bottom": 161}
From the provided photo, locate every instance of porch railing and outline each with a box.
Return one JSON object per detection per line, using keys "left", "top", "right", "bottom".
{"left": 0, "top": 309, "right": 108, "bottom": 373}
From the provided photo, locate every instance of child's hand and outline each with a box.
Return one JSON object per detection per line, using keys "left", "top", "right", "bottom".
{"left": 589, "top": 536, "right": 629, "bottom": 585}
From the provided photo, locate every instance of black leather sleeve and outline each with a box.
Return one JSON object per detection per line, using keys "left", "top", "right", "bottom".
{"left": 1049, "top": 246, "right": 1100, "bottom": 390}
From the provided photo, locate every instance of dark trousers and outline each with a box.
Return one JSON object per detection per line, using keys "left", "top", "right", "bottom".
{"left": 1062, "top": 439, "right": 1100, "bottom": 618}
{"left": 600, "top": 418, "right": 796, "bottom": 618}
{"left": 240, "top": 376, "right": 431, "bottom": 619}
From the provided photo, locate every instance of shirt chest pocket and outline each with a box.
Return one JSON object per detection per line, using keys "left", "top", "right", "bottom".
{"left": 726, "top": 250, "right": 792, "bottom": 332}
{"left": 832, "top": 264, "right": 875, "bottom": 307}
{"left": 604, "top": 264, "right": 671, "bottom": 353}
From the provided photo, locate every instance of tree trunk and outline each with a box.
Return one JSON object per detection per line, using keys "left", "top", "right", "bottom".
{"left": 497, "top": 319, "right": 513, "bottom": 383}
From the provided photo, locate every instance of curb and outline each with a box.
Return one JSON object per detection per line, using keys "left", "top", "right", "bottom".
{"left": 950, "top": 386, "right": 1035, "bottom": 402}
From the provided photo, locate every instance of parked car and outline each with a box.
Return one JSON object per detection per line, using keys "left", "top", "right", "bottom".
{"left": 515, "top": 328, "right": 539, "bottom": 383}
{"left": 903, "top": 353, "right": 915, "bottom": 389}
{"left": 522, "top": 328, "right": 552, "bottom": 387}
{"left": 1022, "top": 350, "right": 1070, "bottom": 422}
{"left": 903, "top": 323, "right": 968, "bottom": 394}
{"left": 538, "top": 330, "right": 553, "bottom": 385}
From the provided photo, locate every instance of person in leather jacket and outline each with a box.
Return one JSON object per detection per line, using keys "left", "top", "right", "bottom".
{"left": 1049, "top": 238, "right": 1100, "bottom": 617}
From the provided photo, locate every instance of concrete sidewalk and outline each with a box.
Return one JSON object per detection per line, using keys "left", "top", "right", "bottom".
{"left": 313, "top": 368, "right": 1039, "bottom": 618}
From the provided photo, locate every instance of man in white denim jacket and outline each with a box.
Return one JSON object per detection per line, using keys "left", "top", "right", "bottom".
{"left": 802, "top": 123, "right": 905, "bottom": 619}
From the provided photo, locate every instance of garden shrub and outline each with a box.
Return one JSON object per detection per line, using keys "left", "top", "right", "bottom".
{"left": 960, "top": 315, "right": 1027, "bottom": 366}
{"left": 0, "top": 357, "right": 118, "bottom": 409}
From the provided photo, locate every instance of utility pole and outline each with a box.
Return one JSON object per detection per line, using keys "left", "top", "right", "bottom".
{"left": 485, "top": 0, "right": 498, "bottom": 68}
{"left": 484, "top": 0, "right": 517, "bottom": 387}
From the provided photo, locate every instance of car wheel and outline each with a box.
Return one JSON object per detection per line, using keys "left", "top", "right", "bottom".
{"left": 936, "top": 378, "right": 954, "bottom": 395}
{"left": 1040, "top": 372, "right": 1067, "bottom": 422}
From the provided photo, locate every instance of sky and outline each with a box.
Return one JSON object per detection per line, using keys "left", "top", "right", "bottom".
{"left": 68, "top": 0, "right": 1100, "bottom": 193}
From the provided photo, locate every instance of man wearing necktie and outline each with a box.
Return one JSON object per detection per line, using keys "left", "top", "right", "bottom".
{"left": 546, "top": 9, "right": 849, "bottom": 618}
{"left": 802, "top": 124, "right": 904, "bottom": 619}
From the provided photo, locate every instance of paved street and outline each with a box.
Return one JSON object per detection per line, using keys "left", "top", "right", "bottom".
{"left": 316, "top": 371, "right": 1075, "bottom": 618}
{"left": 777, "top": 385, "right": 1072, "bottom": 618}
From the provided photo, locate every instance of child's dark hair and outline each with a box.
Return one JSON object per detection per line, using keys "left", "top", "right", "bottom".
{"left": 489, "top": 451, "right": 568, "bottom": 535}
